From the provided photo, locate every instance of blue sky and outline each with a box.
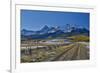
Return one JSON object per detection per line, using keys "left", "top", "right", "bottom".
{"left": 21, "top": 9, "right": 89, "bottom": 31}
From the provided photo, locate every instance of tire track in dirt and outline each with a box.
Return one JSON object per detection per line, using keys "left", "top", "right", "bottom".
{"left": 51, "top": 43, "right": 89, "bottom": 61}
{"left": 51, "top": 44, "right": 76, "bottom": 61}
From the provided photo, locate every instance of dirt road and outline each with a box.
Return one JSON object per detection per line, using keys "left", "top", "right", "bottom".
{"left": 52, "top": 43, "right": 89, "bottom": 61}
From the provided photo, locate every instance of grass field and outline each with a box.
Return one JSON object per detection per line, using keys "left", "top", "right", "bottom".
{"left": 21, "top": 38, "right": 89, "bottom": 63}
{"left": 67, "top": 35, "right": 89, "bottom": 42}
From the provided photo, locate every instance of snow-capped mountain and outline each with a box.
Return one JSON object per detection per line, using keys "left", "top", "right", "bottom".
{"left": 21, "top": 25, "right": 63, "bottom": 35}
{"left": 37, "top": 25, "right": 50, "bottom": 34}
{"left": 21, "top": 25, "right": 89, "bottom": 39}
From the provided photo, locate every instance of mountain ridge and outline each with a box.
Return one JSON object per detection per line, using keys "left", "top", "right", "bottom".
{"left": 21, "top": 25, "right": 89, "bottom": 40}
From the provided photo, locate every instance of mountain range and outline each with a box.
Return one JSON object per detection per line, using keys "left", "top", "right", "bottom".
{"left": 21, "top": 25, "right": 89, "bottom": 40}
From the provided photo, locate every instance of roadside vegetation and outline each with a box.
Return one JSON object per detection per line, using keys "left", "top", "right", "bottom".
{"left": 67, "top": 35, "right": 89, "bottom": 42}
